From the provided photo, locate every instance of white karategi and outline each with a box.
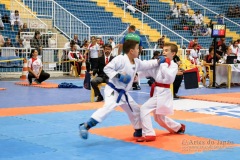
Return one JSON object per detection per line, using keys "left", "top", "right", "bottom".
{"left": 91, "top": 54, "right": 158, "bottom": 130}
{"left": 189, "top": 49, "right": 201, "bottom": 65}
{"left": 139, "top": 61, "right": 181, "bottom": 136}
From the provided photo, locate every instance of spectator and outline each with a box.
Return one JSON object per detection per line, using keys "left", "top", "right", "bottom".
{"left": 0, "top": 33, "right": 5, "bottom": 47}
{"left": 73, "top": 34, "right": 81, "bottom": 47}
{"left": 217, "top": 38, "right": 227, "bottom": 56}
{"left": 108, "top": 37, "right": 118, "bottom": 57}
{"left": 143, "top": 0, "right": 150, "bottom": 13}
{"left": 157, "top": 35, "right": 165, "bottom": 49}
{"left": 136, "top": 0, "right": 144, "bottom": 12}
{"left": 188, "top": 37, "right": 202, "bottom": 50}
{"left": 202, "top": 24, "right": 212, "bottom": 36}
{"left": 170, "top": 1, "right": 177, "bottom": 14}
{"left": 223, "top": 46, "right": 233, "bottom": 63}
{"left": 68, "top": 44, "right": 84, "bottom": 76}
{"left": 0, "top": 13, "right": 4, "bottom": 30}
{"left": 85, "top": 36, "right": 100, "bottom": 71}
{"left": 230, "top": 40, "right": 240, "bottom": 57}
{"left": 2, "top": 14, "right": 9, "bottom": 23}
{"left": 173, "top": 53, "right": 184, "bottom": 99}
{"left": 226, "top": 5, "right": 235, "bottom": 17}
{"left": 96, "top": 36, "right": 104, "bottom": 49}
{"left": 91, "top": 44, "right": 114, "bottom": 102}
{"left": 15, "top": 38, "right": 26, "bottom": 57}
{"left": 172, "top": 6, "right": 181, "bottom": 18}
{"left": 180, "top": 1, "right": 190, "bottom": 16}
{"left": 192, "top": 11, "right": 202, "bottom": 25}
{"left": 215, "top": 14, "right": 224, "bottom": 24}
{"left": 235, "top": 5, "right": 240, "bottom": 17}
{"left": 27, "top": 49, "right": 50, "bottom": 85}
{"left": 3, "top": 38, "right": 14, "bottom": 47}
{"left": 192, "top": 25, "right": 201, "bottom": 36}
{"left": 30, "top": 31, "right": 43, "bottom": 55}
{"left": 10, "top": 10, "right": 22, "bottom": 31}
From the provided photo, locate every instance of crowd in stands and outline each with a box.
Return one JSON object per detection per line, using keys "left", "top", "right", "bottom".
{"left": 125, "top": 0, "right": 150, "bottom": 13}
{"left": 226, "top": 5, "right": 240, "bottom": 18}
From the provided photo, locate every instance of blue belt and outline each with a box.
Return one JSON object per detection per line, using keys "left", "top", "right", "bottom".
{"left": 107, "top": 82, "right": 133, "bottom": 112}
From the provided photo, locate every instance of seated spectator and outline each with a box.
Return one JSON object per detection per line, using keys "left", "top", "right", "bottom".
{"left": 223, "top": 46, "right": 234, "bottom": 63}
{"left": 16, "top": 23, "right": 30, "bottom": 42}
{"left": 235, "top": 5, "right": 240, "bottom": 17}
{"left": 180, "top": 1, "right": 190, "bottom": 16}
{"left": 215, "top": 14, "right": 224, "bottom": 24}
{"left": 30, "top": 31, "right": 43, "bottom": 55}
{"left": 136, "top": 0, "right": 149, "bottom": 13}
{"left": 189, "top": 43, "right": 201, "bottom": 65}
{"left": 203, "top": 47, "right": 221, "bottom": 66}
{"left": 192, "top": 11, "right": 202, "bottom": 25}
{"left": 91, "top": 44, "right": 114, "bottom": 102}
{"left": 2, "top": 14, "right": 9, "bottom": 23}
{"left": 73, "top": 34, "right": 81, "bottom": 47}
{"left": 3, "top": 38, "right": 14, "bottom": 47}
{"left": 27, "top": 49, "right": 50, "bottom": 85}
{"left": 10, "top": 10, "right": 22, "bottom": 31}
{"left": 230, "top": 40, "right": 240, "bottom": 57}
{"left": 170, "top": 1, "right": 177, "bottom": 14}
{"left": 227, "top": 5, "right": 235, "bottom": 17}
{"left": 202, "top": 24, "right": 212, "bottom": 36}
{"left": 217, "top": 38, "right": 227, "bottom": 56}
{"left": 68, "top": 44, "right": 84, "bottom": 76}
{"left": 172, "top": 6, "right": 181, "bottom": 18}
{"left": 0, "top": 33, "right": 5, "bottom": 47}
{"left": 143, "top": 0, "right": 150, "bottom": 13}
{"left": 15, "top": 38, "right": 27, "bottom": 57}
{"left": 157, "top": 35, "right": 165, "bottom": 49}
{"left": 192, "top": 25, "right": 201, "bottom": 36}
{"left": 0, "top": 14, "right": 4, "bottom": 30}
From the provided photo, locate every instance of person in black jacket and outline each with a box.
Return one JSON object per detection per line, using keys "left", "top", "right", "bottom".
{"left": 91, "top": 44, "right": 114, "bottom": 102}
{"left": 173, "top": 54, "right": 184, "bottom": 99}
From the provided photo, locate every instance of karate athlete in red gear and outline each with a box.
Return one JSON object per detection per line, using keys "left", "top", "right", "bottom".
{"left": 137, "top": 43, "right": 186, "bottom": 142}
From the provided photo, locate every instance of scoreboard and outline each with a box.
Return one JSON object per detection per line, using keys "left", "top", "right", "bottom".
{"left": 211, "top": 24, "right": 226, "bottom": 38}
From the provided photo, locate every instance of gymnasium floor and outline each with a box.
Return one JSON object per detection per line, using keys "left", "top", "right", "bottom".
{"left": 0, "top": 78, "right": 240, "bottom": 160}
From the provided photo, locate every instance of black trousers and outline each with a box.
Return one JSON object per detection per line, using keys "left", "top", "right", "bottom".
{"left": 90, "top": 58, "right": 98, "bottom": 71}
{"left": 91, "top": 76, "right": 108, "bottom": 97}
{"left": 70, "top": 61, "right": 82, "bottom": 75}
{"left": 28, "top": 71, "right": 50, "bottom": 83}
{"left": 173, "top": 75, "right": 183, "bottom": 94}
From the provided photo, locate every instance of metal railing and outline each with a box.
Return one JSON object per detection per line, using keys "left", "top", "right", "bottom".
{"left": 120, "top": 0, "right": 190, "bottom": 47}
{"left": 187, "top": 0, "right": 240, "bottom": 28}
{"left": 11, "top": 0, "right": 48, "bottom": 31}
{"left": 20, "top": 0, "right": 91, "bottom": 41}
{"left": 0, "top": 47, "right": 209, "bottom": 74}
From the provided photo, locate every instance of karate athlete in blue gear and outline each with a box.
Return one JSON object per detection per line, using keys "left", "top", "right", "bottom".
{"left": 79, "top": 33, "right": 160, "bottom": 140}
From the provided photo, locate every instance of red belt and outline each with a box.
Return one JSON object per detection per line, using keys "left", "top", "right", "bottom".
{"left": 150, "top": 82, "right": 170, "bottom": 97}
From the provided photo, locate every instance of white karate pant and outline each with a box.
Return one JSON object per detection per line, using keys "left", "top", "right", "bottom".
{"left": 91, "top": 86, "right": 141, "bottom": 129}
{"left": 140, "top": 96, "right": 181, "bottom": 136}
